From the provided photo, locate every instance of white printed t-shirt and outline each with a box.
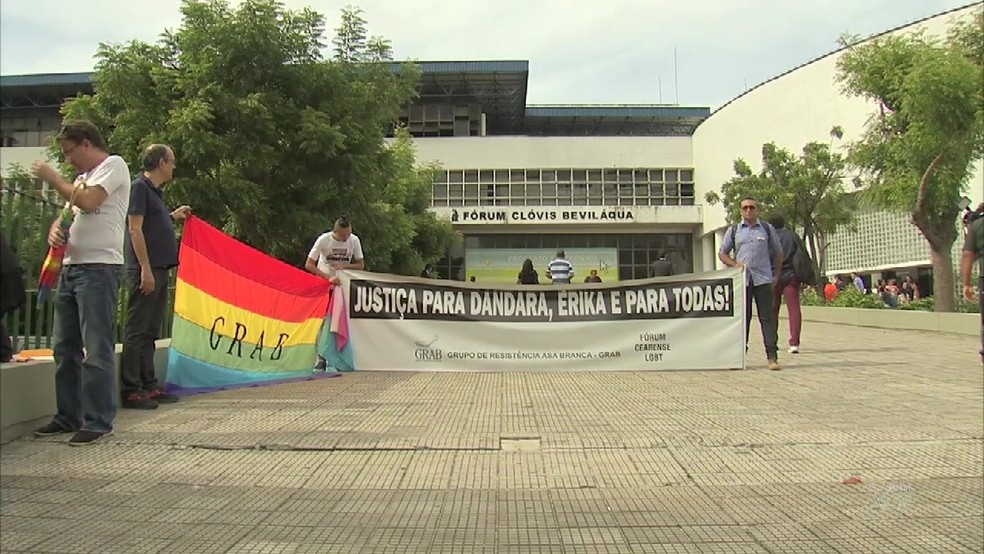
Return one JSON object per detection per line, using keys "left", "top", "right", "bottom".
{"left": 308, "top": 232, "right": 364, "bottom": 277}
{"left": 64, "top": 155, "right": 131, "bottom": 265}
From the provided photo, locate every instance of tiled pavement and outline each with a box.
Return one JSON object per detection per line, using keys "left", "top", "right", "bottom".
{"left": 1, "top": 321, "right": 982, "bottom": 553}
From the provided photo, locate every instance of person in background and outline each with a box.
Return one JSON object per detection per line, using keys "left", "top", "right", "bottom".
{"left": 718, "top": 197, "right": 784, "bottom": 371}
{"left": 305, "top": 216, "right": 364, "bottom": 373}
{"left": 31, "top": 120, "right": 130, "bottom": 445}
{"left": 0, "top": 231, "right": 26, "bottom": 363}
{"left": 420, "top": 264, "right": 435, "bottom": 279}
{"left": 119, "top": 144, "right": 191, "bottom": 410}
{"left": 900, "top": 275, "right": 919, "bottom": 303}
{"left": 960, "top": 203, "right": 983, "bottom": 366}
{"left": 649, "top": 251, "right": 673, "bottom": 277}
{"left": 823, "top": 278, "right": 838, "bottom": 303}
{"left": 768, "top": 216, "right": 803, "bottom": 354}
{"left": 852, "top": 272, "right": 866, "bottom": 293}
{"left": 584, "top": 269, "right": 602, "bottom": 283}
{"left": 547, "top": 250, "right": 573, "bottom": 285}
{"left": 517, "top": 259, "right": 539, "bottom": 285}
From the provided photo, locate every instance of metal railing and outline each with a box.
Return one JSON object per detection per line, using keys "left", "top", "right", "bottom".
{"left": 3, "top": 286, "right": 177, "bottom": 352}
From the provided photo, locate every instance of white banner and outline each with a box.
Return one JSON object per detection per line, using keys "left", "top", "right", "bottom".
{"left": 337, "top": 268, "right": 746, "bottom": 372}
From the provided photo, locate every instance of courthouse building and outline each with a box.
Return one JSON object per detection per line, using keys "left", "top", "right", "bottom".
{"left": 1, "top": 3, "right": 981, "bottom": 287}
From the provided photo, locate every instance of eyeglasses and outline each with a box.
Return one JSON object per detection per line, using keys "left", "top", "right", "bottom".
{"left": 61, "top": 142, "right": 80, "bottom": 157}
{"left": 740, "top": 205, "right": 757, "bottom": 211}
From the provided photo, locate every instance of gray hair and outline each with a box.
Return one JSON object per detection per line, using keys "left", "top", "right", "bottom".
{"left": 141, "top": 144, "right": 172, "bottom": 171}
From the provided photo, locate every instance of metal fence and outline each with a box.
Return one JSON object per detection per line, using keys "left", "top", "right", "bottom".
{"left": 3, "top": 179, "right": 180, "bottom": 351}
{"left": 3, "top": 286, "right": 177, "bottom": 352}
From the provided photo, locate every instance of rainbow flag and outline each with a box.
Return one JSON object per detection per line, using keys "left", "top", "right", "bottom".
{"left": 37, "top": 208, "right": 75, "bottom": 303}
{"left": 165, "top": 216, "right": 337, "bottom": 396}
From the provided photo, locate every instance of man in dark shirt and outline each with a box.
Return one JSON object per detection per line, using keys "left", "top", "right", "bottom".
{"left": 0, "top": 232, "right": 26, "bottom": 362}
{"left": 120, "top": 144, "right": 191, "bottom": 409}
{"left": 649, "top": 251, "right": 673, "bottom": 277}
{"left": 768, "top": 216, "right": 803, "bottom": 354}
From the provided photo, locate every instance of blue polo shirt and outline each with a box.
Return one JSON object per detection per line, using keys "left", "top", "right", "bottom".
{"left": 720, "top": 220, "right": 781, "bottom": 286}
{"left": 124, "top": 175, "right": 179, "bottom": 270}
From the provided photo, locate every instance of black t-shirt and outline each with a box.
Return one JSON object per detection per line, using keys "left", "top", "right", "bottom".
{"left": 124, "top": 175, "right": 179, "bottom": 270}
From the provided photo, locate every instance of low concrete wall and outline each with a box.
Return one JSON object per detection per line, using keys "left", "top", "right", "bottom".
{"left": 797, "top": 306, "right": 980, "bottom": 336}
{"left": 0, "top": 339, "right": 171, "bottom": 443}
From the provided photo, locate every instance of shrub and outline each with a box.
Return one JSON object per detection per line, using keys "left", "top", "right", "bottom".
{"left": 800, "top": 286, "right": 826, "bottom": 306}
{"left": 830, "top": 286, "right": 886, "bottom": 309}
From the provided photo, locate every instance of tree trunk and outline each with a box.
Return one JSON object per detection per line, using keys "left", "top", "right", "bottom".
{"left": 929, "top": 246, "right": 956, "bottom": 312}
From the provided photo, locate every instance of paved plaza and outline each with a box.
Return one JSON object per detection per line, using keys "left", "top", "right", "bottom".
{"left": 1, "top": 321, "right": 982, "bottom": 553}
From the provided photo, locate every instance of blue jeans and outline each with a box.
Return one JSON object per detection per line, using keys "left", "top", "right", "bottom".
{"left": 51, "top": 264, "right": 122, "bottom": 433}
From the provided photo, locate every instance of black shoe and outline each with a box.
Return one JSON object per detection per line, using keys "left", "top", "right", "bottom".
{"left": 34, "top": 422, "right": 75, "bottom": 437}
{"left": 122, "top": 391, "right": 158, "bottom": 410}
{"left": 148, "top": 388, "right": 179, "bottom": 404}
{"left": 68, "top": 430, "right": 111, "bottom": 446}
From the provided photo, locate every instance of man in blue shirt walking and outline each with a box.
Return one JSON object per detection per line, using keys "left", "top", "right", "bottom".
{"left": 719, "top": 197, "right": 784, "bottom": 371}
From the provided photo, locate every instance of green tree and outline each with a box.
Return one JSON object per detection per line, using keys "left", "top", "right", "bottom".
{"left": 57, "top": 0, "right": 456, "bottom": 274}
{"left": 704, "top": 128, "right": 856, "bottom": 275}
{"left": 835, "top": 9, "right": 984, "bottom": 311}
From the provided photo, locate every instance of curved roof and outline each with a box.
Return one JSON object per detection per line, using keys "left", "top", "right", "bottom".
{"left": 701, "top": 2, "right": 980, "bottom": 123}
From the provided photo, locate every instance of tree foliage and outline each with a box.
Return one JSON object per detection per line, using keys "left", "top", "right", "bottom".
{"left": 704, "top": 128, "right": 856, "bottom": 274}
{"left": 835, "top": 8, "right": 984, "bottom": 311}
{"left": 58, "top": 0, "right": 456, "bottom": 275}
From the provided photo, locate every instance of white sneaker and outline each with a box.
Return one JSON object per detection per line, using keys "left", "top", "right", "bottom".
{"left": 788, "top": 346, "right": 800, "bottom": 354}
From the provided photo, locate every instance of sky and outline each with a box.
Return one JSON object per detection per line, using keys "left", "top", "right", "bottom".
{"left": 0, "top": 0, "right": 976, "bottom": 109}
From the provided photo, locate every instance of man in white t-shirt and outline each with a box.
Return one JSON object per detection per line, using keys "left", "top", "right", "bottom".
{"left": 305, "top": 216, "right": 365, "bottom": 372}
{"left": 31, "top": 120, "right": 131, "bottom": 446}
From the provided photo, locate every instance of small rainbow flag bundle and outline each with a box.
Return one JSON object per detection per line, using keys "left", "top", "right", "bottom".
{"left": 37, "top": 192, "right": 79, "bottom": 303}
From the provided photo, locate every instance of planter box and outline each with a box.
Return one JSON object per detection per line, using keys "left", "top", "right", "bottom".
{"left": 1, "top": 340, "right": 171, "bottom": 443}
{"left": 798, "top": 306, "right": 980, "bottom": 336}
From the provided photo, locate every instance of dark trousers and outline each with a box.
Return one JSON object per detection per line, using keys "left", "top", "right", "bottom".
{"left": 746, "top": 283, "right": 779, "bottom": 360}
{"left": 0, "top": 320, "right": 12, "bottom": 361}
{"left": 119, "top": 267, "right": 170, "bottom": 397}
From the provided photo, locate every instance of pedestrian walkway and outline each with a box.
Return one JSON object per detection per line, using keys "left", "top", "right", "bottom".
{"left": 1, "top": 321, "right": 981, "bottom": 553}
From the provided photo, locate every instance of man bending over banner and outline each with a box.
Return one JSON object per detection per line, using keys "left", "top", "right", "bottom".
{"left": 120, "top": 144, "right": 192, "bottom": 410}
{"left": 305, "top": 216, "right": 364, "bottom": 372}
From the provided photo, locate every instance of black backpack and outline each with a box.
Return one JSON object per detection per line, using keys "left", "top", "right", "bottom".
{"left": 790, "top": 233, "right": 818, "bottom": 286}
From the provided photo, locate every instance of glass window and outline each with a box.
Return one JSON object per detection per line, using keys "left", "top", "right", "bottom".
{"left": 464, "top": 170, "right": 478, "bottom": 183}
{"left": 449, "top": 170, "right": 463, "bottom": 184}
{"left": 525, "top": 182, "right": 541, "bottom": 197}
{"left": 495, "top": 184, "right": 509, "bottom": 198}
{"left": 665, "top": 169, "right": 679, "bottom": 182}
{"left": 680, "top": 169, "right": 694, "bottom": 182}
{"left": 448, "top": 183, "right": 464, "bottom": 207}
{"left": 480, "top": 170, "right": 494, "bottom": 184}
{"left": 542, "top": 170, "right": 557, "bottom": 183}
{"left": 433, "top": 183, "right": 449, "bottom": 205}
{"left": 526, "top": 169, "right": 541, "bottom": 181}
{"left": 542, "top": 183, "right": 557, "bottom": 196}
{"left": 649, "top": 169, "right": 664, "bottom": 182}
{"left": 681, "top": 183, "right": 695, "bottom": 198}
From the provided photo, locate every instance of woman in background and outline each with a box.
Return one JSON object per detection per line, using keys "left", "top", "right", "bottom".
{"left": 517, "top": 259, "right": 539, "bottom": 285}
